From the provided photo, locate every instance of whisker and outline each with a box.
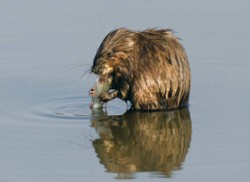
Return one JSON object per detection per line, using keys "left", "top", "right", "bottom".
{"left": 65, "top": 63, "right": 91, "bottom": 71}
{"left": 80, "top": 68, "right": 92, "bottom": 82}
{"left": 62, "top": 62, "right": 94, "bottom": 87}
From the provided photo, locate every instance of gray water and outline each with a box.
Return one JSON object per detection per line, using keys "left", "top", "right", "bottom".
{"left": 1, "top": 0, "right": 250, "bottom": 181}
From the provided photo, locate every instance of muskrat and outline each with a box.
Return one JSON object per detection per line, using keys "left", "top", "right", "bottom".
{"left": 91, "top": 28, "right": 191, "bottom": 110}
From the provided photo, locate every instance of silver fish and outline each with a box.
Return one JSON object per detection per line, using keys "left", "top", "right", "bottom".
{"left": 89, "top": 75, "right": 112, "bottom": 109}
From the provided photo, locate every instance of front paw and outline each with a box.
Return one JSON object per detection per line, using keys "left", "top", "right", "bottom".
{"left": 99, "top": 90, "right": 119, "bottom": 102}
{"left": 99, "top": 93, "right": 112, "bottom": 102}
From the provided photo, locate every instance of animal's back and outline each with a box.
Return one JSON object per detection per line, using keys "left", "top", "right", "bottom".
{"left": 129, "top": 29, "right": 191, "bottom": 110}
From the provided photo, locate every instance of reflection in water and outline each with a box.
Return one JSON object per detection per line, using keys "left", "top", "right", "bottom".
{"left": 90, "top": 108, "right": 192, "bottom": 179}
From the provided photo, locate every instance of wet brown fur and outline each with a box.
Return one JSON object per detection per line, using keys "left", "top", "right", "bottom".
{"left": 92, "top": 28, "right": 191, "bottom": 110}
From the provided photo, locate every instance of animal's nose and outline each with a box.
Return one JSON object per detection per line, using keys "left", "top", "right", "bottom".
{"left": 92, "top": 67, "right": 97, "bottom": 73}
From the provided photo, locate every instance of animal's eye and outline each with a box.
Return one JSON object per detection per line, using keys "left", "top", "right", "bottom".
{"left": 107, "top": 50, "right": 113, "bottom": 57}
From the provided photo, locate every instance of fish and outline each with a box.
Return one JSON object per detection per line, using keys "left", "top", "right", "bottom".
{"left": 89, "top": 75, "right": 112, "bottom": 109}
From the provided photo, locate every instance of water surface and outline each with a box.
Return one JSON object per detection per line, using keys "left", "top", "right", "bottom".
{"left": 0, "top": 0, "right": 250, "bottom": 181}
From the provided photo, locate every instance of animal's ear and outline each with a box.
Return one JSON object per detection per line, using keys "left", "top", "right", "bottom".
{"left": 115, "top": 66, "right": 121, "bottom": 72}
{"left": 115, "top": 66, "right": 132, "bottom": 82}
{"left": 114, "top": 66, "right": 124, "bottom": 81}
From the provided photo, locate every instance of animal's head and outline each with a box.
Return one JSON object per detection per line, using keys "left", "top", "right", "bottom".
{"left": 91, "top": 28, "right": 136, "bottom": 77}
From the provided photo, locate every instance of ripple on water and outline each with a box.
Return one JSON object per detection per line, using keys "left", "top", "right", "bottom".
{"left": 31, "top": 96, "right": 93, "bottom": 121}
{"left": 30, "top": 95, "right": 126, "bottom": 122}
{"left": 4, "top": 92, "right": 128, "bottom": 127}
